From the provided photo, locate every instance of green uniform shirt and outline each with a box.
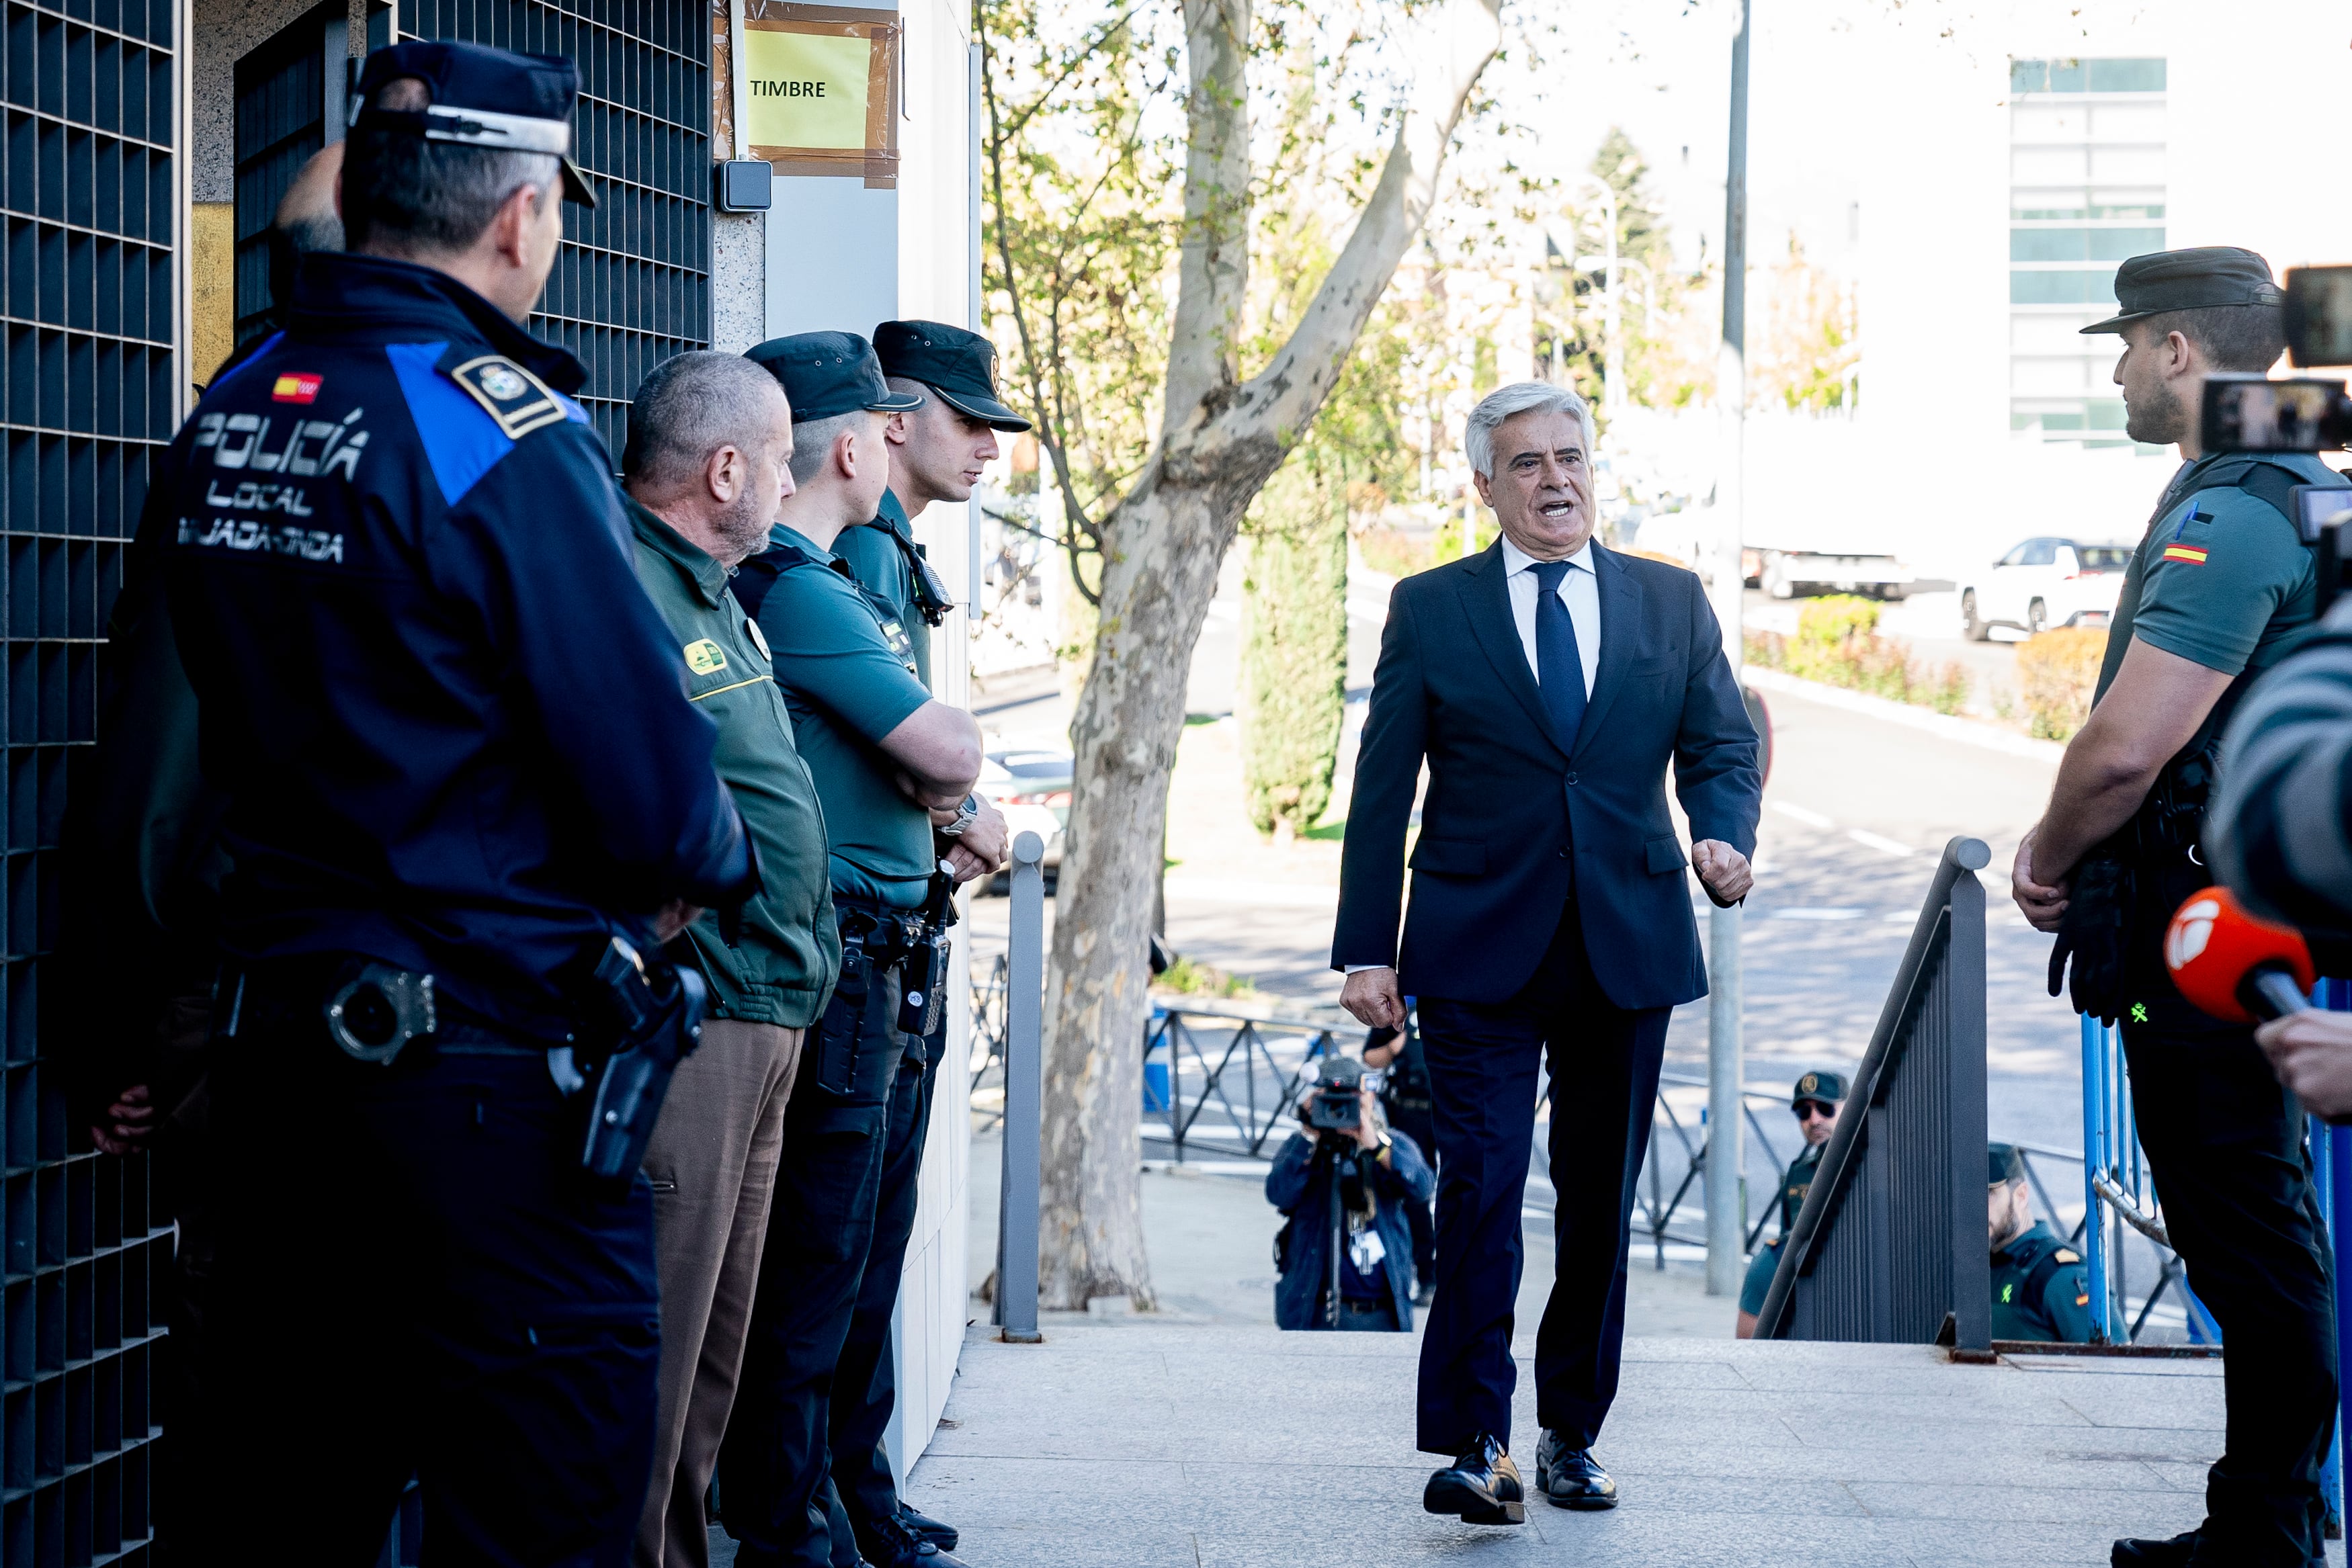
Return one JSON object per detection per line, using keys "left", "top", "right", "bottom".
{"left": 757, "top": 522, "right": 935, "bottom": 910}
{"left": 1738, "top": 1141, "right": 1828, "bottom": 1316}
{"left": 833, "top": 489, "right": 935, "bottom": 691}
{"left": 625, "top": 500, "right": 841, "bottom": 1027}
{"left": 1990, "top": 1221, "right": 2095, "bottom": 1343}
{"left": 2094, "top": 453, "right": 2339, "bottom": 704}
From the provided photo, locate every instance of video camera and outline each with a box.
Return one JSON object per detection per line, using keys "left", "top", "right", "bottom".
{"left": 2195, "top": 266, "right": 2352, "bottom": 610}
{"left": 1303, "top": 1057, "right": 1378, "bottom": 1134}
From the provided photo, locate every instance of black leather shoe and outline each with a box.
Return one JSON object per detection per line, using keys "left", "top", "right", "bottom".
{"left": 898, "top": 1501, "right": 958, "bottom": 1553}
{"left": 1536, "top": 1431, "right": 1618, "bottom": 1510}
{"left": 855, "top": 1510, "right": 969, "bottom": 1568}
{"left": 1422, "top": 1433, "right": 1526, "bottom": 1526}
{"left": 2111, "top": 1533, "right": 2198, "bottom": 1567}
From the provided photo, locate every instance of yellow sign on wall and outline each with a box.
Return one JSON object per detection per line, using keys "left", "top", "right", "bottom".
{"left": 740, "top": 1, "right": 900, "bottom": 188}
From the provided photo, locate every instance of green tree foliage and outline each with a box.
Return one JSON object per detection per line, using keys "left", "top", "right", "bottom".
{"left": 1241, "top": 449, "right": 1348, "bottom": 838}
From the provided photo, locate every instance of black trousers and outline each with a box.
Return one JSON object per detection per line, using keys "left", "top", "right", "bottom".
{"left": 718, "top": 958, "right": 905, "bottom": 1568}
{"left": 1414, "top": 904, "right": 1671, "bottom": 1455}
{"left": 189, "top": 1017, "right": 661, "bottom": 1567}
{"left": 827, "top": 1023, "right": 948, "bottom": 1560}
{"left": 2121, "top": 1013, "right": 2337, "bottom": 1564}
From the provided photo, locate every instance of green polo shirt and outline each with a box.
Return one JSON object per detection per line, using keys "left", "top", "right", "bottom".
{"left": 625, "top": 499, "right": 840, "bottom": 1027}
{"left": 2094, "top": 453, "right": 2338, "bottom": 704}
{"left": 757, "top": 521, "right": 935, "bottom": 910}
{"left": 833, "top": 488, "right": 935, "bottom": 691}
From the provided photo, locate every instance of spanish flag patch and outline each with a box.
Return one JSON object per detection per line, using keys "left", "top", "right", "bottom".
{"left": 2162, "top": 544, "right": 2209, "bottom": 564}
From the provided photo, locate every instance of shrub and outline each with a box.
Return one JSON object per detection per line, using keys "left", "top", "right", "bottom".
{"left": 1241, "top": 453, "right": 1348, "bottom": 839}
{"left": 2017, "top": 626, "right": 2107, "bottom": 740}
{"left": 1749, "top": 595, "right": 1970, "bottom": 715}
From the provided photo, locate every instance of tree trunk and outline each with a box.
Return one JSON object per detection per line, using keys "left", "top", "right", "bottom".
{"left": 1032, "top": 0, "right": 1501, "bottom": 1313}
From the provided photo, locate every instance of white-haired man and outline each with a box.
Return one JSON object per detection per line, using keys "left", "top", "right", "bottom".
{"left": 1333, "top": 382, "right": 1761, "bottom": 1524}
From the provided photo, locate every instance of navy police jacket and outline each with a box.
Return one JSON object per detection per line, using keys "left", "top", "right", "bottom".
{"left": 159, "top": 253, "right": 753, "bottom": 1037}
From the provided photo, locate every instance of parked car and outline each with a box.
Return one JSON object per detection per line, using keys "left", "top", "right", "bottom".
{"left": 979, "top": 748, "right": 1070, "bottom": 892}
{"left": 1958, "top": 537, "right": 2130, "bottom": 640}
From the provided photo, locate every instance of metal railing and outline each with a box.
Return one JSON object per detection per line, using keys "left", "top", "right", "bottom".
{"left": 1145, "top": 1009, "right": 1347, "bottom": 1160}
{"left": 1756, "top": 837, "right": 1992, "bottom": 1351}
{"left": 2080, "top": 1016, "right": 2220, "bottom": 1345}
{"left": 991, "top": 832, "right": 1046, "bottom": 1343}
{"left": 1624, "top": 1074, "right": 1799, "bottom": 1266}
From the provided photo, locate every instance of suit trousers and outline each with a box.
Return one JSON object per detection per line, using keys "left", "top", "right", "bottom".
{"left": 1415, "top": 902, "right": 1671, "bottom": 1456}
{"left": 635, "top": 1020, "right": 805, "bottom": 1568}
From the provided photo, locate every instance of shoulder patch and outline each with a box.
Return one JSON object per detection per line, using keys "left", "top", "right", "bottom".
{"left": 684, "top": 639, "right": 728, "bottom": 675}
{"left": 2054, "top": 1248, "right": 2079, "bottom": 1264}
{"left": 448, "top": 355, "right": 569, "bottom": 439}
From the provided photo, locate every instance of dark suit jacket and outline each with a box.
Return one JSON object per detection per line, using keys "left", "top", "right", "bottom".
{"left": 1332, "top": 541, "right": 1761, "bottom": 1009}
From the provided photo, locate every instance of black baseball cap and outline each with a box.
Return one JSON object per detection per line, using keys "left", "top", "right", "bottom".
{"left": 874, "top": 320, "right": 1031, "bottom": 431}
{"left": 1792, "top": 1070, "right": 1847, "bottom": 1106}
{"left": 745, "top": 331, "right": 926, "bottom": 423}
{"left": 352, "top": 41, "right": 597, "bottom": 207}
{"left": 1989, "top": 1143, "right": 2027, "bottom": 1186}
{"left": 2080, "top": 246, "right": 2284, "bottom": 335}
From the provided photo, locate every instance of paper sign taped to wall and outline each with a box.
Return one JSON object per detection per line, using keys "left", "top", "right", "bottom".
{"left": 739, "top": 1, "right": 900, "bottom": 188}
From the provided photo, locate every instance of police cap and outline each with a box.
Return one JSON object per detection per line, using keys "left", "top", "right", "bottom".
{"left": 352, "top": 41, "right": 597, "bottom": 208}
{"left": 1792, "top": 1070, "right": 1848, "bottom": 1106}
{"left": 2080, "top": 247, "right": 2284, "bottom": 335}
{"left": 1989, "top": 1142, "right": 2027, "bottom": 1186}
{"left": 745, "top": 332, "right": 926, "bottom": 423}
{"left": 874, "top": 320, "right": 1032, "bottom": 432}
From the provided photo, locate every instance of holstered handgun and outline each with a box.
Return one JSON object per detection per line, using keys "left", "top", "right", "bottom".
{"left": 895, "top": 865, "right": 958, "bottom": 1040}
{"left": 572, "top": 934, "right": 706, "bottom": 1197}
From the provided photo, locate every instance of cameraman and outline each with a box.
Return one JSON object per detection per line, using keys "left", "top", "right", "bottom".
{"left": 1267, "top": 1059, "right": 1434, "bottom": 1332}
{"left": 2212, "top": 595, "right": 2352, "bottom": 1119}
{"left": 2015, "top": 247, "right": 2338, "bottom": 1568}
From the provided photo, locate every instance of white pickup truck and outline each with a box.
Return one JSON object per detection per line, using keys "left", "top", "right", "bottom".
{"left": 1742, "top": 545, "right": 1916, "bottom": 601}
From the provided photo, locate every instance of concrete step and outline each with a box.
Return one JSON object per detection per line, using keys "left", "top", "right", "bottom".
{"left": 904, "top": 1323, "right": 2332, "bottom": 1567}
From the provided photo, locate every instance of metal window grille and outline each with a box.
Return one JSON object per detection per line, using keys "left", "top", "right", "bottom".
{"left": 398, "top": 0, "right": 712, "bottom": 458}
{"left": 0, "top": 0, "right": 179, "bottom": 1554}
{"left": 230, "top": 0, "right": 344, "bottom": 347}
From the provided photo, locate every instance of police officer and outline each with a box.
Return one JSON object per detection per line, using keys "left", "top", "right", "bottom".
{"left": 2015, "top": 247, "right": 2339, "bottom": 1568}
{"left": 803, "top": 318, "right": 1021, "bottom": 1568}
{"left": 1986, "top": 1144, "right": 2094, "bottom": 1344}
{"left": 718, "top": 333, "right": 1000, "bottom": 1568}
{"left": 1363, "top": 1013, "right": 1437, "bottom": 1302}
{"left": 617, "top": 352, "right": 843, "bottom": 1567}
{"left": 159, "top": 41, "right": 758, "bottom": 1563}
{"left": 1734, "top": 1071, "right": 1844, "bottom": 1338}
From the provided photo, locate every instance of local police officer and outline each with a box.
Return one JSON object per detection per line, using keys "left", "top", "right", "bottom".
{"left": 1734, "top": 1071, "right": 1844, "bottom": 1338}
{"left": 2016, "top": 247, "right": 2339, "bottom": 1568}
{"left": 160, "top": 41, "right": 757, "bottom": 1563}
{"left": 1986, "top": 1145, "right": 2094, "bottom": 1344}
{"left": 718, "top": 333, "right": 999, "bottom": 1568}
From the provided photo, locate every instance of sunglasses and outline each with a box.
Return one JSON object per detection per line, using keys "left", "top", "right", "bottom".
{"left": 1792, "top": 1100, "right": 1837, "bottom": 1121}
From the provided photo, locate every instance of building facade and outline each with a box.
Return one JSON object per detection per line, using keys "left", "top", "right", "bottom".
{"left": 3, "top": 0, "right": 978, "bottom": 1556}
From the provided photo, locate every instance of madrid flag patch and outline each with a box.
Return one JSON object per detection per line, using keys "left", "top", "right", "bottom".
{"left": 2162, "top": 544, "right": 2209, "bottom": 565}
{"left": 271, "top": 373, "right": 323, "bottom": 404}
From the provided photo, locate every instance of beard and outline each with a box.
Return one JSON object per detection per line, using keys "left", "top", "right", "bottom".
{"left": 710, "top": 484, "right": 774, "bottom": 562}
{"left": 2124, "top": 375, "right": 2189, "bottom": 446}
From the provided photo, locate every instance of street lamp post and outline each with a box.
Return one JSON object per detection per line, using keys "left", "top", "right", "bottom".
{"left": 1706, "top": 0, "right": 1752, "bottom": 1302}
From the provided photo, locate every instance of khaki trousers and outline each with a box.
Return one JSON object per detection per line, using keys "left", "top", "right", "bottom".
{"left": 635, "top": 1018, "right": 803, "bottom": 1568}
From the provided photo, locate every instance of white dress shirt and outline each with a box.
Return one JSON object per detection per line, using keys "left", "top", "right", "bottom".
{"left": 1499, "top": 534, "right": 1601, "bottom": 699}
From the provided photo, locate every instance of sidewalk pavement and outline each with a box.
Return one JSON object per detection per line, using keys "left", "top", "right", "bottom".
{"left": 907, "top": 1325, "right": 2296, "bottom": 1568}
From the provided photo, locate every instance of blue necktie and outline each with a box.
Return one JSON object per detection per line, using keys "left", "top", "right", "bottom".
{"left": 1531, "top": 558, "right": 1587, "bottom": 746}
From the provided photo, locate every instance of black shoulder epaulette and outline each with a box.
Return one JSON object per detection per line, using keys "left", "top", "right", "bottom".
{"left": 446, "top": 354, "right": 570, "bottom": 440}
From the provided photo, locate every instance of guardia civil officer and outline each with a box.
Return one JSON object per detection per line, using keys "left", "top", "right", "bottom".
{"left": 1986, "top": 1145, "right": 2094, "bottom": 1344}
{"left": 1734, "top": 1071, "right": 1844, "bottom": 1339}
{"left": 2015, "top": 247, "right": 2339, "bottom": 1568}
{"left": 718, "top": 333, "right": 1001, "bottom": 1568}
{"left": 798, "top": 318, "right": 1024, "bottom": 1568}
{"left": 159, "top": 42, "right": 757, "bottom": 1563}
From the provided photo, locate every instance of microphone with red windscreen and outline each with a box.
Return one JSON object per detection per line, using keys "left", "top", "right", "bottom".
{"left": 2165, "top": 886, "right": 2318, "bottom": 1022}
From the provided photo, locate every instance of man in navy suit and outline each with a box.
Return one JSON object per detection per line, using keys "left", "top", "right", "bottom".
{"left": 1333, "top": 381, "right": 1761, "bottom": 1526}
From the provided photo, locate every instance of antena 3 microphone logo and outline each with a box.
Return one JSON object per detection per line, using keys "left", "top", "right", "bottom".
{"left": 2165, "top": 896, "right": 2221, "bottom": 970}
